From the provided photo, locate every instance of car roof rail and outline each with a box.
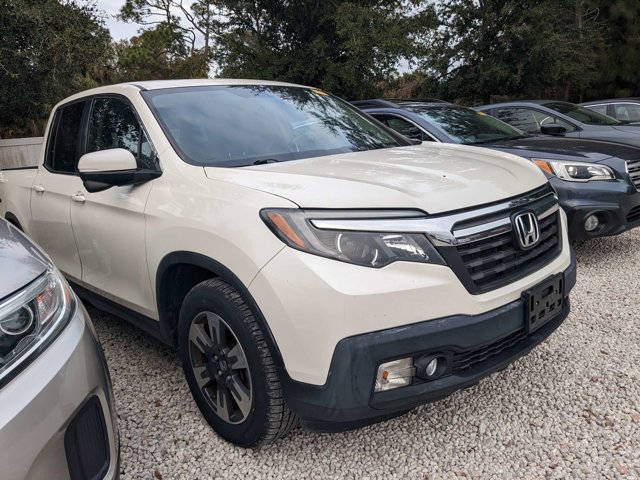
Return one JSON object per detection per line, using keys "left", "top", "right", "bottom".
{"left": 386, "top": 98, "right": 449, "bottom": 104}
{"left": 350, "top": 99, "right": 400, "bottom": 109}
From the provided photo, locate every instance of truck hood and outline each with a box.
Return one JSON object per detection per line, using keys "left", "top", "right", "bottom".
{"left": 204, "top": 144, "right": 546, "bottom": 214}
{"left": 0, "top": 220, "right": 49, "bottom": 300}
{"left": 483, "top": 136, "right": 640, "bottom": 163}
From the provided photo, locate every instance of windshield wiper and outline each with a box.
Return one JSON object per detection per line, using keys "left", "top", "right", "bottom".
{"left": 252, "top": 158, "right": 281, "bottom": 165}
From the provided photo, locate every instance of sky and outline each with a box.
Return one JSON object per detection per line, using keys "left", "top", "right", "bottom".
{"left": 98, "top": 0, "right": 141, "bottom": 41}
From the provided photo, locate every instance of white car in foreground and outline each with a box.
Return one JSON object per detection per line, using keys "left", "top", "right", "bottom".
{"left": 0, "top": 79, "right": 575, "bottom": 447}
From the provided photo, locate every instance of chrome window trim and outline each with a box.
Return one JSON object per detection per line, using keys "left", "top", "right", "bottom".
{"left": 311, "top": 186, "right": 558, "bottom": 246}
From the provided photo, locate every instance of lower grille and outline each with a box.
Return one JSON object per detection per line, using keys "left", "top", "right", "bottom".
{"left": 452, "top": 329, "right": 527, "bottom": 373}
{"left": 65, "top": 396, "right": 110, "bottom": 480}
{"left": 627, "top": 205, "right": 640, "bottom": 223}
{"left": 626, "top": 159, "right": 640, "bottom": 191}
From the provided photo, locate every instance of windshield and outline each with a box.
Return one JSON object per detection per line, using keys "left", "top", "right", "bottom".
{"left": 406, "top": 105, "right": 525, "bottom": 144}
{"left": 544, "top": 102, "right": 621, "bottom": 126}
{"left": 143, "top": 85, "right": 404, "bottom": 167}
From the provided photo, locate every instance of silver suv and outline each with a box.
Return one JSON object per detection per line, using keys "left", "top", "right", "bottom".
{"left": 0, "top": 219, "right": 119, "bottom": 479}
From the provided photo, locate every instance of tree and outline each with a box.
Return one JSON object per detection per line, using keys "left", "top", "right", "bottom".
{"left": 586, "top": 0, "right": 640, "bottom": 98}
{"left": 114, "top": 23, "right": 208, "bottom": 80}
{"left": 211, "top": 0, "right": 435, "bottom": 99}
{"left": 419, "top": 0, "right": 603, "bottom": 104}
{"left": 119, "top": 0, "right": 220, "bottom": 70}
{"left": 0, "top": 0, "right": 114, "bottom": 137}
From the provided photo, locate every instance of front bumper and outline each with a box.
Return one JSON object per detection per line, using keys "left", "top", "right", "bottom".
{"left": 0, "top": 300, "right": 119, "bottom": 480}
{"left": 550, "top": 177, "right": 640, "bottom": 240}
{"left": 279, "top": 253, "right": 576, "bottom": 431}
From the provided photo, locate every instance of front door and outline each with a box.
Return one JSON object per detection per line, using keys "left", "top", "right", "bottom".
{"left": 70, "top": 96, "right": 160, "bottom": 318}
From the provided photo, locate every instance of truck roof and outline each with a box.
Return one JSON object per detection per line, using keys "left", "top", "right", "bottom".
{"left": 53, "top": 79, "right": 313, "bottom": 110}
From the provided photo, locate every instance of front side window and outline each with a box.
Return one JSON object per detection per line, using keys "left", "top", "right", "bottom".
{"left": 87, "top": 97, "right": 156, "bottom": 170}
{"left": 614, "top": 103, "right": 640, "bottom": 122}
{"left": 495, "top": 107, "right": 575, "bottom": 134}
{"left": 544, "top": 102, "right": 620, "bottom": 125}
{"left": 143, "top": 86, "right": 405, "bottom": 167}
{"left": 373, "top": 114, "right": 428, "bottom": 141}
{"left": 46, "top": 102, "right": 86, "bottom": 173}
{"left": 408, "top": 106, "right": 523, "bottom": 144}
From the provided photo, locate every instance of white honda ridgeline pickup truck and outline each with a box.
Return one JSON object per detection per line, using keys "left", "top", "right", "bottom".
{"left": 0, "top": 80, "right": 576, "bottom": 447}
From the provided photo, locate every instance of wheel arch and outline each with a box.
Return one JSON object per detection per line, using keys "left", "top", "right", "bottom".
{"left": 155, "top": 251, "right": 285, "bottom": 368}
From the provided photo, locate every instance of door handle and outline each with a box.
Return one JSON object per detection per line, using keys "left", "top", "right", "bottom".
{"left": 71, "top": 192, "right": 86, "bottom": 204}
{"left": 34, "top": 184, "right": 45, "bottom": 193}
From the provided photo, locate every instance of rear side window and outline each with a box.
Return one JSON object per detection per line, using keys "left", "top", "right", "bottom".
{"left": 46, "top": 102, "right": 85, "bottom": 173}
{"left": 87, "top": 97, "right": 155, "bottom": 170}
{"left": 586, "top": 104, "right": 607, "bottom": 116}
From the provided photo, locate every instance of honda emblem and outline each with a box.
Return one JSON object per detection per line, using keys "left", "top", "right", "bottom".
{"left": 513, "top": 212, "right": 540, "bottom": 249}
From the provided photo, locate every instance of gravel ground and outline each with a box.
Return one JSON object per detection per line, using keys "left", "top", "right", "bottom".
{"left": 93, "top": 231, "right": 640, "bottom": 480}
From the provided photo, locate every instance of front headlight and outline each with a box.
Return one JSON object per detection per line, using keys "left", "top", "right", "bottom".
{"left": 261, "top": 209, "right": 445, "bottom": 268}
{"left": 533, "top": 159, "right": 615, "bottom": 182}
{"left": 0, "top": 269, "right": 74, "bottom": 385}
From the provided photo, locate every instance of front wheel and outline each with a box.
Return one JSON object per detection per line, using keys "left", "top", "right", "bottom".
{"left": 178, "top": 278, "right": 298, "bottom": 447}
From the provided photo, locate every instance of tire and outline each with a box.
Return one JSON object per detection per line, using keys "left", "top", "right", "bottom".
{"left": 178, "top": 278, "right": 298, "bottom": 447}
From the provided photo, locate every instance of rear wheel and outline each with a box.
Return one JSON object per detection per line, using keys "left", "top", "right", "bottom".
{"left": 178, "top": 278, "right": 297, "bottom": 447}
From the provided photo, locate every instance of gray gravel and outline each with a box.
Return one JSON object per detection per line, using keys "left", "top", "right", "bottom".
{"left": 93, "top": 231, "right": 640, "bottom": 480}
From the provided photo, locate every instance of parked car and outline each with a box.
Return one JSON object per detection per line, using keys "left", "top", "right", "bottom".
{"left": 355, "top": 99, "right": 640, "bottom": 240}
{"left": 0, "top": 80, "right": 576, "bottom": 447}
{"left": 580, "top": 98, "right": 640, "bottom": 123}
{"left": 475, "top": 100, "right": 640, "bottom": 147}
{"left": 0, "top": 218, "right": 119, "bottom": 479}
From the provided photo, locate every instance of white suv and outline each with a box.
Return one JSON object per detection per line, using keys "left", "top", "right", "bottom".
{"left": 0, "top": 80, "right": 576, "bottom": 447}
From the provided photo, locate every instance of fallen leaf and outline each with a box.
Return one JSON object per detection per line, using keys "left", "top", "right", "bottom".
{"left": 600, "top": 350, "right": 609, "bottom": 355}
{"left": 154, "top": 470, "right": 163, "bottom": 480}
{"left": 155, "top": 399, "right": 162, "bottom": 407}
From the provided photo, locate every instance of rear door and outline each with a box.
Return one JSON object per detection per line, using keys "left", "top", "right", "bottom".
{"left": 70, "top": 95, "right": 159, "bottom": 317}
{"left": 30, "top": 101, "right": 87, "bottom": 279}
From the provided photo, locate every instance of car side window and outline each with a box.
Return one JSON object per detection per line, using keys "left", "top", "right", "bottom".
{"left": 87, "top": 97, "right": 156, "bottom": 170}
{"left": 495, "top": 108, "right": 575, "bottom": 134}
{"left": 373, "top": 114, "right": 430, "bottom": 141}
{"left": 46, "top": 102, "right": 86, "bottom": 174}
{"left": 614, "top": 104, "right": 640, "bottom": 122}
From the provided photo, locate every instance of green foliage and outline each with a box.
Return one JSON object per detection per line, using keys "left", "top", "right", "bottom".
{"left": 587, "top": 0, "right": 640, "bottom": 98}
{"left": 0, "top": 0, "right": 113, "bottom": 137}
{"left": 115, "top": 23, "right": 208, "bottom": 81}
{"left": 212, "top": 0, "right": 435, "bottom": 99}
{"left": 417, "top": 0, "right": 604, "bottom": 104}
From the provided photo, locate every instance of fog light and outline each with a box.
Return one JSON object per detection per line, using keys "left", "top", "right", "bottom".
{"left": 374, "top": 358, "right": 415, "bottom": 392}
{"left": 584, "top": 214, "right": 599, "bottom": 232}
{"left": 415, "top": 353, "right": 452, "bottom": 381}
{"left": 425, "top": 357, "right": 438, "bottom": 377}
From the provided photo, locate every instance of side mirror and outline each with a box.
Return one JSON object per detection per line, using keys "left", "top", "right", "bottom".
{"left": 78, "top": 149, "right": 160, "bottom": 193}
{"left": 540, "top": 124, "right": 567, "bottom": 136}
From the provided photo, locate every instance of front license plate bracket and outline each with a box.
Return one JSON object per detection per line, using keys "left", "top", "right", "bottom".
{"left": 523, "top": 274, "right": 564, "bottom": 334}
